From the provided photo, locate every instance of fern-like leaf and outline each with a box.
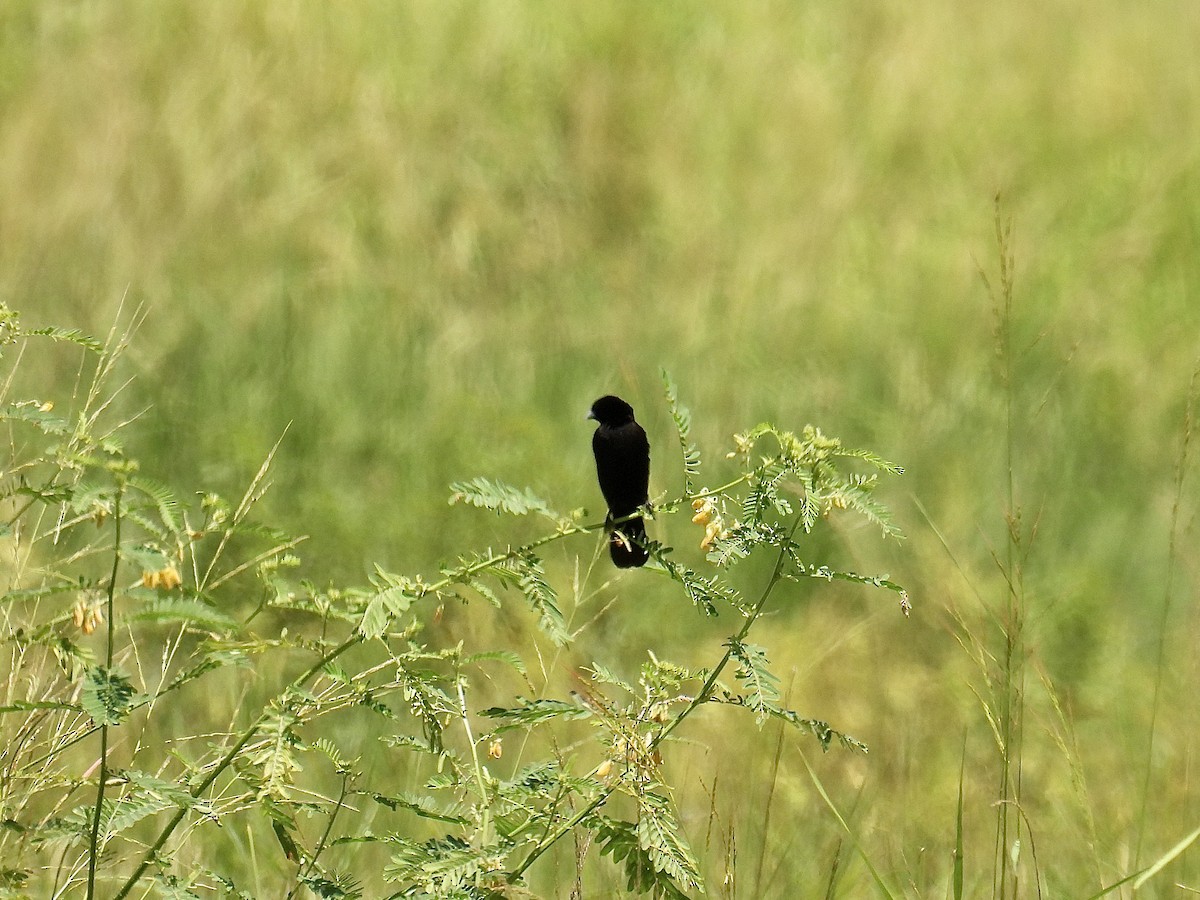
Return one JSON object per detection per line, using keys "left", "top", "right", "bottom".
{"left": 661, "top": 369, "right": 701, "bottom": 492}
{"left": 383, "top": 835, "right": 505, "bottom": 891}
{"left": 742, "top": 460, "right": 792, "bottom": 524}
{"left": 479, "top": 697, "right": 592, "bottom": 733}
{"left": 830, "top": 479, "right": 905, "bottom": 539}
{"left": 359, "top": 581, "right": 419, "bottom": 640}
{"left": 249, "top": 705, "right": 302, "bottom": 799}
{"left": 514, "top": 554, "right": 569, "bottom": 645}
{"left": 81, "top": 665, "right": 140, "bottom": 726}
{"left": 364, "top": 791, "right": 469, "bottom": 825}
{"left": 788, "top": 562, "right": 910, "bottom": 612}
{"left": 448, "top": 477, "right": 558, "bottom": 519}
{"left": 0, "top": 401, "right": 71, "bottom": 435}
{"left": 834, "top": 445, "right": 906, "bottom": 476}
{"left": 110, "top": 771, "right": 216, "bottom": 832}
{"left": 128, "top": 596, "right": 237, "bottom": 633}
{"left": 727, "top": 639, "right": 780, "bottom": 724}
{"left": 25, "top": 325, "right": 104, "bottom": 353}
{"left": 636, "top": 791, "right": 704, "bottom": 892}
{"left": 598, "top": 817, "right": 693, "bottom": 900}
{"left": 462, "top": 649, "right": 526, "bottom": 675}
{"left": 129, "top": 476, "right": 184, "bottom": 535}
{"left": 658, "top": 557, "right": 742, "bottom": 616}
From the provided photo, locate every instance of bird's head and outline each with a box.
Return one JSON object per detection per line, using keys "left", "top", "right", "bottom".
{"left": 588, "top": 395, "right": 635, "bottom": 426}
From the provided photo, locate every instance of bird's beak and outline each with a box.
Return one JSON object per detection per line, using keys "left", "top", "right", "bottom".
{"left": 586, "top": 409, "right": 596, "bottom": 421}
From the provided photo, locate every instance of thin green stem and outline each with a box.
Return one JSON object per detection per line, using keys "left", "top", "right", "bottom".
{"left": 989, "top": 199, "right": 1024, "bottom": 900}
{"left": 86, "top": 484, "right": 122, "bottom": 900}
{"left": 457, "top": 675, "right": 493, "bottom": 850}
{"left": 290, "top": 772, "right": 351, "bottom": 899}
{"left": 1135, "top": 358, "right": 1199, "bottom": 866}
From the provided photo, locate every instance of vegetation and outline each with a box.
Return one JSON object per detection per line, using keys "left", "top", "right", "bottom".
{"left": 2, "top": 329, "right": 904, "bottom": 896}
{"left": 2, "top": 2, "right": 1199, "bottom": 896}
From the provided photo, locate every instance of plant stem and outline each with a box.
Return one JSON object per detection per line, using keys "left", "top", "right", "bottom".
{"left": 458, "top": 675, "right": 493, "bottom": 850}
{"left": 990, "top": 199, "right": 1024, "bottom": 900}
{"left": 86, "top": 484, "right": 122, "bottom": 900}
{"left": 290, "top": 772, "right": 351, "bottom": 899}
{"left": 1135, "top": 358, "right": 1199, "bottom": 866}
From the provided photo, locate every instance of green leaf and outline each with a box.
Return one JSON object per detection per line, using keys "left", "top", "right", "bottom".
{"left": 764, "top": 707, "right": 869, "bottom": 753}
{"left": 358, "top": 583, "right": 418, "bottom": 639}
{"left": 636, "top": 791, "right": 704, "bottom": 892}
{"left": 249, "top": 705, "right": 302, "bottom": 799}
{"left": 834, "top": 445, "right": 906, "bottom": 476}
{"left": 448, "top": 476, "right": 558, "bottom": 519}
{"left": 129, "top": 476, "right": 184, "bottom": 535}
{"left": 272, "top": 817, "right": 302, "bottom": 863}
{"left": 515, "top": 554, "right": 569, "bottom": 645}
{"left": 25, "top": 325, "right": 104, "bottom": 353}
{"left": 479, "top": 697, "right": 592, "bottom": 733}
{"left": 829, "top": 479, "right": 905, "bottom": 540}
{"left": 0, "top": 867, "right": 29, "bottom": 891}
{"left": 462, "top": 649, "right": 526, "bottom": 675}
{"left": 727, "top": 639, "right": 780, "bottom": 724}
{"left": 0, "top": 401, "right": 70, "bottom": 435}
{"left": 299, "top": 872, "right": 362, "bottom": 900}
{"left": 1, "top": 699, "right": 81, "bottom": 714}
{"left": 1, "top": 583, "right": 81, "bottom": 606}
{"left": 598, "top": 817, "right": 693, "bottom": 900}
{"left": 123, "top": 544, "right": 175, "bottom": 575}
{"left": 383, "top": 835, "right": 505, "bottom": 890}
{"left": 704, "top": 521, "right": 789, "bottom": 568}
{"left": 661, "top": 369, "right": 700, "bottom": 491}
{"left": 395, "top": 670, "right": 453, "bottom": 753}
{"left": 107, "top": 770, "right": 216, "bottom": 833}
{"left": 741, "top": 460, "right": 792, "bottom": 525}
{"left": 464, "top": 577, "right": 502, "bottom": 607}
{"left": 788, "top": 562, "right": 910, "bottom": 611}
{"left": 597, "top": 811, "right": 700, "bottom": 900}
{"left": 81, "top": 666, "right": 139, "bottom": 726}
{"left": 659, "top": 558, "right": 742, "bottom": 616}
{"left": 128, "top": 596, "right": 237, "bottom": 632}
{"left": 588, "top": 661, "right": 635, "bottom": 694}
{"left": 365, "top": 791, "right": 469, "bottom": 825}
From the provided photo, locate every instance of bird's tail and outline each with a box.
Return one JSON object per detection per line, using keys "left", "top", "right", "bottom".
{"left": 609, "top": 515, "right": 649, "bottom": 568}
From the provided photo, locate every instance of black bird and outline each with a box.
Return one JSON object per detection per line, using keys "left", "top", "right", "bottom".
{"left": 588, "top": 395, "right": 651, "bottom": 568}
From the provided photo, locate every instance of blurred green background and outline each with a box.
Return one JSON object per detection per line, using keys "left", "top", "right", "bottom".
{"left": 4, "top": 1, "right": 1199, "bottom": 894}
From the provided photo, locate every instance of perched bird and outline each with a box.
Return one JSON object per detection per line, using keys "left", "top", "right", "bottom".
{"left": 588, "top": 395, "right": 651, "bottom": 568}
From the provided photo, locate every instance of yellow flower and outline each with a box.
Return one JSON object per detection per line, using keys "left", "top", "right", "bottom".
{"left": 158, "top": 566, "right": 182, "bottom": 589}
{"left": 73, "top": 595, "right": 104, "bottom": 634}
{"left": 142, "top": 566, "right": 183, "bottom": 590}
{"left": 693, "top": 493, "right": 731, "bottom": 551}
